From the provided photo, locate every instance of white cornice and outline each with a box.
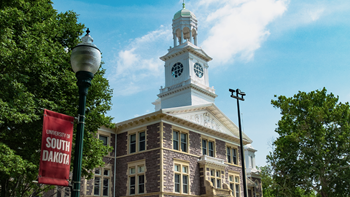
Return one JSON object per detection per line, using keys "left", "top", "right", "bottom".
{"left": 157, "top": 82, "right": 217, "bottom": 99}
{"left": 160, "top": 42, "right": 212, "bottom": 62}
{"left": 198, "top": 155, "right": 227, "bottom": 169}
{"left": 162, "top": 104, "right": 253, "bottom": 143}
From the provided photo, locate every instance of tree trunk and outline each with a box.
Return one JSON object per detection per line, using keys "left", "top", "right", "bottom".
{"left": 1, "top": 179, "right": 7, "bottom": 197}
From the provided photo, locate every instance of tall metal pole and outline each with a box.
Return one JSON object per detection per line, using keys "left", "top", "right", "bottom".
{"left": 72, "top": 71, "right": 94, "bottom": 197}
{"left": 230, "top": 88, "right": 248, "bottom": 197}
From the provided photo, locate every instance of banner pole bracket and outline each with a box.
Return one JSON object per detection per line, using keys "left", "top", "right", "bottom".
{"left": 72, "top": 181, "right": 81, "bottom": 192}
{"left": 75, "top": 114, "right": 85, "bottom": 124}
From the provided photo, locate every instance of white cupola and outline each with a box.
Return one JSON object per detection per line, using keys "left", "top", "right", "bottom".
{"left": 152, "top": 3, "right": 217, "bottom": 111}
{"left": 172, "top": 2, "right": 198, "bottom": 47}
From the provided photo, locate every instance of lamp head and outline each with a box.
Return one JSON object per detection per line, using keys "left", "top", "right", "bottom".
{"left": 70, "top": 28, "right": 101, "bottom": 74}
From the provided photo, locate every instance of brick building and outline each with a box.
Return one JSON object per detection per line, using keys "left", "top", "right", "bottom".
{"left": 52, "top": 3, "right": 262, "bottom": 197}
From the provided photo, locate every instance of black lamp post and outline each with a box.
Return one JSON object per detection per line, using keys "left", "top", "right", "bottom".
{"left": 229, "top": 88, "right": 248, "bottom": 197}
{"left": 70, "top": 29, "right": 101, "bottom": 197}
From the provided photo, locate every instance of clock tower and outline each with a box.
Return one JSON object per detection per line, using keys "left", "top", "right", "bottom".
{"left": 153, "top": 3, "right": 217, "bottom": 110}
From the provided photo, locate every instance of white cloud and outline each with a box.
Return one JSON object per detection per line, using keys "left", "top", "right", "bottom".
{"left": 308, "top": 8, "right": 324, "bottom": 21}
{"left": 108, "top": 26, "right": 172, "bottom": 96}
{"left": 266, "top": 0, "right": 350, "bottom": 35}
{"left": 197, "top": 0, "right": 288, "bottom": 65}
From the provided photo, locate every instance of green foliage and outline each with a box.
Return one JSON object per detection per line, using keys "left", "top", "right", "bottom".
{"left": 268, "top": 88, "right": 350, "bottom": 197}
{"left": 258, "top": 165, "right": 318, "bottom": 197}
{"left": 258, "top": 165, "right": 276, "bottom": 197}
{"left": 0, "top": 0, "right": 113, "bottom": 196}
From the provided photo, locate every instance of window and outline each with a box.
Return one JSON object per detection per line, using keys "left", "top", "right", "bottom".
{"left": 93, "top": 167, "right": 111, "bottom": 196}
{"left": 250, "top": 156, "right": 254, "bottom": 168}
{"left": 128, "top": 160, "right": 146, "bottom": 195}
{"left": 227, "top": 146, "right": 238, "bottom": 165}
{"left": 128, "top": 130, "right": 146, "bottom": 154}
{"left": 139, "top": 132, "right": 145, "bottom": 151}
{"left": 173, "top": 130, "right": 188, "bottom": 152}
{"left": 202, "top": 138, "right": 215, "bottom": 157}
{"left": 235, "top": 176, "right": 240, "bottom": 197}
{"left": 174, "top": 160, "right": 190, "bottom": 194}
{"left": 209, "top": 169, "right": 223, "bottom": 189}
{"left": 99, "top": 135, "right": 108, "bottom": 146}
{"left": 229, "top": 174, "right": 240, "bottom": 197}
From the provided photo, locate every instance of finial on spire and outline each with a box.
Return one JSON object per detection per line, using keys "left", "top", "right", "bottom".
{"left": 182, "top": 0, "right": 185, "bottom": 8}
{"left": 86, "top": 28, "right": 90, "bottom": 35}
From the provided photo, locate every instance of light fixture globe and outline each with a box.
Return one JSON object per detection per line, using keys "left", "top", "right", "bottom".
{"left": 71, "top": 29, "right": 101, "bottom": 74}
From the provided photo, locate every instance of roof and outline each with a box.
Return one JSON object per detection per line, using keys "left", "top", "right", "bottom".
{"left": 173, "top": 8, "right": 196, "bottom": 20}
{"left": 162, "top": 103, "right": 252, "bottom": 143}
{"left": 113, "top": 103, "right": 252, "bottom": 145}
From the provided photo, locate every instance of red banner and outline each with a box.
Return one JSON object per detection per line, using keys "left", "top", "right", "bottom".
{"left": 38, "top": 109, "right": 74, "bottom": 186}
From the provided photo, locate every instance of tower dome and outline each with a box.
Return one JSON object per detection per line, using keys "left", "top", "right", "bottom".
{"left": 173, "top": 6, "right": 196, "bottom": 20}
{"left": 172, "top": 2, "right": 198, "bottom": 47}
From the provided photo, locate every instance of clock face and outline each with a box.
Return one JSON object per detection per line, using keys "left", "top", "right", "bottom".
{"left": 194, "top": 63, "right": 203, "bottom": 78}
{"left": 171, "top": 62, "right": 184, "bottom": 78}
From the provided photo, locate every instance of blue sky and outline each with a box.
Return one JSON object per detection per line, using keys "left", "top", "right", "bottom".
{"left": 52, "top": 0, "right": 350, "bottom": 167}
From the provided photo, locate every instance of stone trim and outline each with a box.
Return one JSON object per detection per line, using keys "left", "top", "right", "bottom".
{"left": 116, "top": 148, "right": 162, "bottom": 159}
{"left": 228, "top": 173, "right": 240, "bottom": 197}
{"left": 163, "top": 147, "right": 200, "bottom": 158}
{"left": 126, "top": 160, "right": 147, "bottom": 196}
{"left": 160, "top": 122, "right": 164, "bottom": 192}
{"left": 127, "top": 127, "right": 148, "bottom": 155}
{"left": 93, "top": 164, "right": 113, "bottom": 197}
{"left": 226, "top": 143, "right": 239, "bottom": 166}
{"left": 173, "top": 160, "right": 190, "bottom": 194}
{"left": 200, "top": 135, "right": 216, "bottom": 157}
{"left": 171, "top": 125, "right": 190, "bottom": 153}
{"left": 97, "top": 130, "right": 112, "bottom": 147}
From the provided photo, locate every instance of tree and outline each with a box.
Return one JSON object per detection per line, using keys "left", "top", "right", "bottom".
{"left": 259, "top": 165, "right": 318, "bottom": 197}
{"left": 0, "top": 0, "right": 113, "bottom": 196}
{"left": 268, "top": 88, "right": 350, "bottom": 197}
{"left": 258, "top": 165, "right": 276, "bottom": 197}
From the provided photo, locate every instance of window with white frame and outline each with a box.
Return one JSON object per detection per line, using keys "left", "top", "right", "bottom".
{"left": 129, "top": 131, "right": 146, "bottom": 154}
{"left": 128, "top": 160, "right": 146, "bottom": 195}
{"left": 173, "top": 130, "right": 188, "bottom": 152}
{"left": 229, "top": 174, "right": 240, "bottom": 197}
{"left": 93, "top": 167, "right": 111, "bottom": 196}
{"left": 174, "top": 160, "right": 190, "bottom": 194}
{"left": 227, "top": 146, "right": 238, "bottom": 165}
{"left": 209, "top": 169, "right": 222, "bottom": 188}
{"left": 202, "top": 138, "right": 215, "bottom": 157}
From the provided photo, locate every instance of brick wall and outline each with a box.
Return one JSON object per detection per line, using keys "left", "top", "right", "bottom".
{"left": 110, "top": 133, "right": 115, "bottom": 157}
{"left": 163, "top": 122, "right": 172, "bottom": 149}
{"left": 163, "top": 149, "right": 200, "bottom": 195}
{"left": 147, "top": 123, "right": 160, "bottom": 149}
{"left": 115, "top": 150, "right": 161, "bottom": 196}
{"left": 189, "top": 131, "right": 201, "bottom": 155}
{"left": 216, "top": 138, "right": 226, "bottom": 160}
{"left": 117, "top": 132, "right": 127, "bottom": 156}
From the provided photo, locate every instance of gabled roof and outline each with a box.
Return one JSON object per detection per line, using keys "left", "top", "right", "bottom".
{"left": 160, "top": 41, "right": 212, "bottom": 62}
{"left": 162, "top": 103, "right": 252, "bottom": 143}
{"left": 114, "top": 103, "right": 252, "bottom": 145}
